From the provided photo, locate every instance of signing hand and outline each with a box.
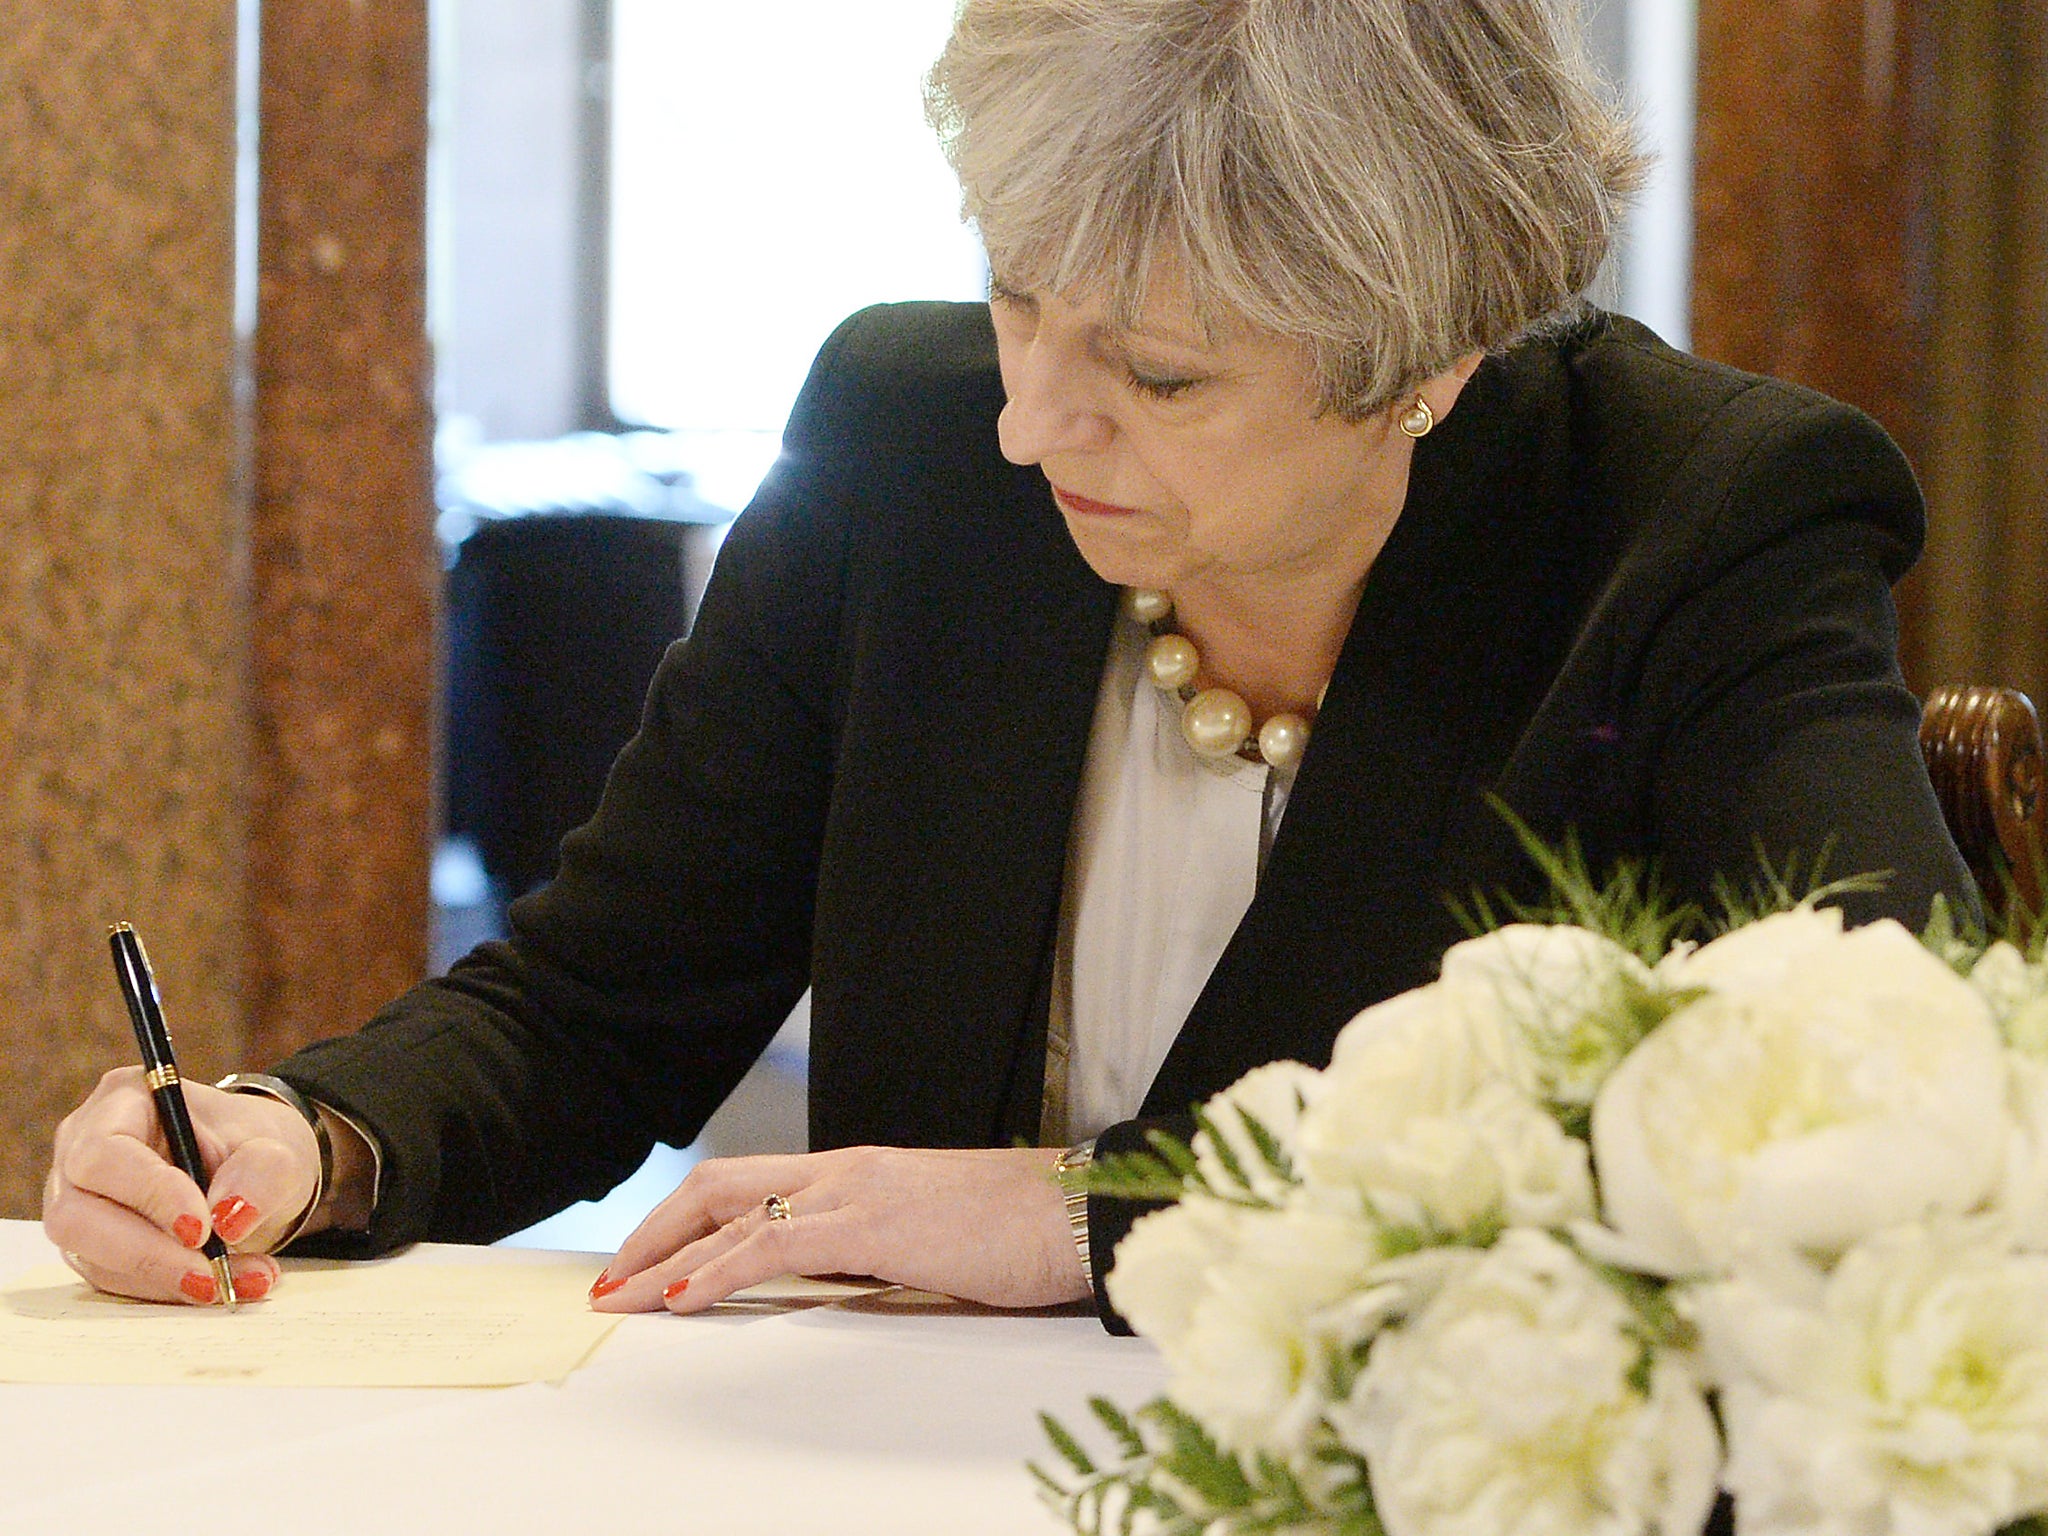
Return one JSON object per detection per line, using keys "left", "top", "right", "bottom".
{"left": 42, "top": 1067, "right": 320, "bottom": 1305}
{"left": 587, "top": 1145, "right": 1088, "bottom": 1315}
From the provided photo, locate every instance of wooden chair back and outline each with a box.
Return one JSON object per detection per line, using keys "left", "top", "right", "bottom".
{"left": 1920, "top": 684, "right": 2046, "bottom": 922}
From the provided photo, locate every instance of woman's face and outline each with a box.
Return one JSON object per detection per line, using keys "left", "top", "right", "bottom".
{"left": 989, "top": 275, "right": 1456, "bottom": 602}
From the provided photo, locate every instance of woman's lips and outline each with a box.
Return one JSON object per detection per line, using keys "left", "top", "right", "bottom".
{"left": 1052, "top": 485, "right": 1144, "bottom": 517}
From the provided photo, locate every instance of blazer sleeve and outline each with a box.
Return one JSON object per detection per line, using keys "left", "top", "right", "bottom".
{"left": 1617, "top": 391, "right": 1975, "bottom": 928}
{"left": 271, "top": 312, "right": 884, "bottom": 1254}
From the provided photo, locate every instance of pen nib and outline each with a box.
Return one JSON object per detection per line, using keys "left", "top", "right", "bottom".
{"left": 211, "top": 1253, "right": 238, "bottom": 1310}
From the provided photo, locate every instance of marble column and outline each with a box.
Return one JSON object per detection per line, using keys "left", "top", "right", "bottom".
{"left": 248, "top": 0, "right": 436, "bottom": 1062}
{"left": 0, "top": 0, "right": 436, "bottom": 1218}
{"left": 0, "top": 5, "right": 247, "bottom": 1216}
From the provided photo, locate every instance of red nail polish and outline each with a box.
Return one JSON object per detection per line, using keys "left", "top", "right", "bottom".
{"left": 211, "top": 1196, "right": 258, "bottom": 1244}
{"left": 232, "top": 1267, "right": 273, "bottom": 1302}
{"left": 589, "top": 1270, "right": 626, "bottom": 1301}
{"left": 179, "top": 1271, "right": 218, "bottom": 1305}
{"left": 172, "top": 1214, "right": 205, "bottom": 1249}
{"left": 663, "top": 1278, "right": 689, "bottom": 1302}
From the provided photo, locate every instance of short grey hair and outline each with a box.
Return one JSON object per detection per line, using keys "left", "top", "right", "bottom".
{"left": 926, "top": 0, "right": 1648, "bottom": 417}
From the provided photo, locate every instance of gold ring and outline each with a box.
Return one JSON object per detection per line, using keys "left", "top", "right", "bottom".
{"left": 762, "top": 1193, "right": 793, "bottom": 1222}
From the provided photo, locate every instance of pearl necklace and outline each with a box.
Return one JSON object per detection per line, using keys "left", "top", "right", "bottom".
{"left": 1124, "top": 588, "right": 1312, "bottom": 770}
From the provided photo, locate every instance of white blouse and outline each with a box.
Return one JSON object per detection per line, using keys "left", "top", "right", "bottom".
{"left": 1044, "top": 609, "right": 1297, "bottom": 1144}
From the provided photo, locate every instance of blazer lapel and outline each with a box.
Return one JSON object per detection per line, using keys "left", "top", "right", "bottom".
{"left": 817, "top": 454, "right": 1118, "bottom": 1147}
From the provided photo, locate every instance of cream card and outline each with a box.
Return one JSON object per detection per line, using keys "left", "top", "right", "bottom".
{"left": 0, "top": 1250, "right": 620, "bottom": 1387}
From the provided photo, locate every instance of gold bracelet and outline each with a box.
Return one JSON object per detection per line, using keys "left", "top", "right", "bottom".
{"left": 215, "top": 1073, "right": 331, "bottom": 1250}
{"left": 1055, "top": 1137, "right": 1097, "bottom": 1279}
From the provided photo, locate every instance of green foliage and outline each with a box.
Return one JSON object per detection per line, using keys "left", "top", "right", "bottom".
{"left": 1191, "top": 1097, "right": 1300, "bottom": 1203}
{"left": 2018, "top": 907, "right": 2048, "bottom": 964}
{"left": 1997, "top": 876, "right": 2048, "bottom": 961}
{"left": 1190, "top": 1103, "right": 1256, "bottom": 1193}
{"left": 1453, "top": 806, "right": 2031, "bottom": 1012}
{"left": 1036, "top": 1397, "right": 1385, "bottom": 1536}
{"left": 1569, "top": 1243, "right": 1699, "bottom": 1400}
{"left": 1457, "top": 803, "right": 1945, "bottom": 969}
{"left": 1073, "top": 1146, "right": 1195, "bottom": 1204}
{"left": 1707, "top": 839, "right": 1888, "bottom": 932}
{"left": 1042, "top": 1410, "right": 1099, "bottom": 1478}
{"left": 1551, "top": 1100, "right": 1594, "bottom": 1142}
{"left": 1374, "top": 1208, "right": 1504, "bottom": 1259}
{"left": 1074, "top": 1130, "right": 1200, "bottom": 1207}
{"left": 1077, "top": 1106, "right": 1301, "bottom": 1211}
{"left": 1237, "top": 1109, "right": 1298, "bottom": 1184}
{"left": 1092, "top": 1396, "right": 1149, "bottom": 1460}
{"left": 1453, "top": 797, "right": 1700, "bottom": 966}
{"left": 1923, "top": 892, "right": 1991, "bottom": 975}
{"left": 1922, "top": 878, "right": 2048, "bottom": 968}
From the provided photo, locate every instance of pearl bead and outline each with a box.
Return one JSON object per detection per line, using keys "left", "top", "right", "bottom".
{"left": 1181, "top": 688, "right": 1253, "bottom": 759}
{"left": 1144, "top": 633, "right": 1200, "bottom": 692}
{"left": 1124, "top": 587, "right": 1173, "bottom": 625}
{"left": 1257, "top": 713, "right": 1309, "bottom": 770}
{"left": 1122, "top": 588, "right": 1313, "bottom": 769}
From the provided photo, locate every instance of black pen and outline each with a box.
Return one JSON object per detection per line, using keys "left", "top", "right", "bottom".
{"left": 108, "top": 922, "right": 236, "bottom": 1309}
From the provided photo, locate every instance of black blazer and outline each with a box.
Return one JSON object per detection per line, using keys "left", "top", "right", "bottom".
{"left": 281, "top": 303, "right": 1974, "bottom": 1296}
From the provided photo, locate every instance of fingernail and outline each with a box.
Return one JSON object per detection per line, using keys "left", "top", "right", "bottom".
{"left": 212, "top": 1196, "right": 259, "bottom": 1244}
{"left": 589, "top": 1270, "right": 626, "bottom": 1301}
{"left": 232, "top": 1267, "right": 274, "bottom": 1302}
{"left": 172, "top": 1214, "right": 205, "bottom": 1249}
{"left": 663, "top": 1278, "right": 689, "bottom": 1302}
{"left": 179, "top": 1271, "right": 218, "bottom": 1305}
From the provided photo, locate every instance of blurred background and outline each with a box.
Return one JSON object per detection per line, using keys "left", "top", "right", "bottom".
{"left": 2, "top": 0, "right": 2041, "bottom": 1240}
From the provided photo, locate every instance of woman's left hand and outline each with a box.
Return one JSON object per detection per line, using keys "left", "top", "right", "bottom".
{"left": 586, "top": 1145, "right": 1088, "bottom": 1314}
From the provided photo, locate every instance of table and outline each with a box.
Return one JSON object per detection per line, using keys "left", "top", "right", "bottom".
{"left": 0, "top": 1220, "right": 1165, "bottom": 1533}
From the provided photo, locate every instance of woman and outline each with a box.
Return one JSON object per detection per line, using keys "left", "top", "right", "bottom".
{"left": 44, "top": 0, "right": 1973, "bottom": 1323}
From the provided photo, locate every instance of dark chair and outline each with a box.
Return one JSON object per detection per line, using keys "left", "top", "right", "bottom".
{"left": 444, "top": 513, "right": 697, "bottom": 900}
{"left": 1920, "top": 684, "right": 2046, "bottom": 924}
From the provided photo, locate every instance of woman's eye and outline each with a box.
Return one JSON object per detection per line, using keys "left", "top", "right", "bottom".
{"left": 1125, "top": 369, "right": 1200, "bottom": 400}
{"left": 987, "top": 278, "right": 1035, "bottom": 312}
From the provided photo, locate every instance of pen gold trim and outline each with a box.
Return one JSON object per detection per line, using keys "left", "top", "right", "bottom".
{"left": 109, "top": 922, "right": 237, "bottom": 1309}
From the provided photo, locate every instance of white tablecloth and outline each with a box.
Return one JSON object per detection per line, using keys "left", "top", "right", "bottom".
{"left": 0, "top": 1220, "right": 1165, "bottom": 1534}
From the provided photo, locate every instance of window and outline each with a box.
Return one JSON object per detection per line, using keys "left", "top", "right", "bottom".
{"left": 606, "top": 0, "right": 987, "bottom": 511}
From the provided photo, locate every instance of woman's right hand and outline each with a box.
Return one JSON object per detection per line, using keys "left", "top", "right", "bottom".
{"left": 41, "top": 1067, "right": 321, "bottom": 1305}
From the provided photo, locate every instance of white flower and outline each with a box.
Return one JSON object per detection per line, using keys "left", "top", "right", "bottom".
{"left": 1999, "top": 1052, "right": 2048, "bottom": 1251}
{"left": 1336, "top": 1229, "right": 1719, "bottom": 1536}
{"left": 1971, "top": 941, "right": 2048, "bottom": 1056}
{"left": 1104, "top": 1193, "right": 1250, "bottom": 1354}
{"left": 1656, "top": 904, "right": 1847, "bottom": 994}
{"left": 1689, "top": 1221, "right": 2048, "bottom": 1536}
{"left": 1325, "top": 979, "right": 1530, "bottom": 1079}
{"left": 1157, "top": 1203, "right": 1386, "bottom": 1459}
{"left": 1192, "top": 1058, "right": 1319, "bottom": 1203}
{"left": 1296, "top": 984, "right": 1595, "bottom": 1239}
{"left": 1314, "top": 1243, "right": 1475, "bottom": 1353}
{"left": 1591, "top": 919, "right": 2008, "bottom": 1275}
{"left": 1439, "top": 924, "right": 1663, "bottom": 1105}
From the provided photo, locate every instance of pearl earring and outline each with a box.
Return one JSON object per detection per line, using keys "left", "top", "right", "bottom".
{"left": 1398, "top": 395, "right": 1435, "bottom": 439}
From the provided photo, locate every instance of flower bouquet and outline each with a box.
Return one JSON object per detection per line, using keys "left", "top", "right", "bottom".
{"left": 1040, "top": 851, "right": 2048, "bottom": 1536}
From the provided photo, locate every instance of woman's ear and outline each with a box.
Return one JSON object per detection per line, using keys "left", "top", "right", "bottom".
{"left": 1418, "top": 351, "right": 1487, "bottom": 426}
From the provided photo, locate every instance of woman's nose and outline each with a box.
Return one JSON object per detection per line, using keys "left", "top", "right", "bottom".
{"left": 996, "top": 346, "right": 1115, "bottom": 465}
